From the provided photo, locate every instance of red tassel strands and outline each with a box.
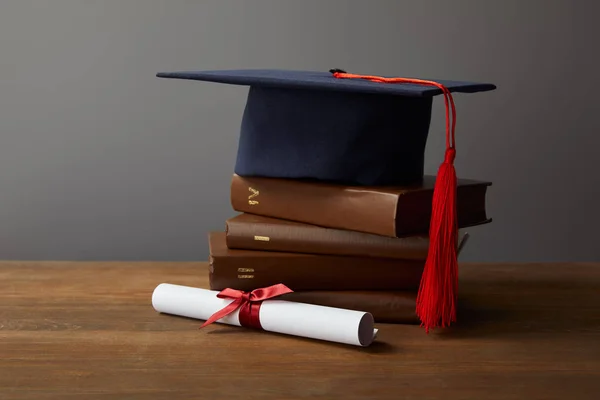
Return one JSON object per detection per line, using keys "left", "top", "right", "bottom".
{"left": 332, "top": 72, "right": 459, "bottom": 333}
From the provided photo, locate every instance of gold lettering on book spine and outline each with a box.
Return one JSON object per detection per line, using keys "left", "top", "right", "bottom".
{"left": 237, "top": 267, "right": 254, "bottom": 279}
{"left": 254, "top": 235, "right": 270, "bottom": 242}
{"left": 248, "top": 187, "right": 259, "bottom": 205}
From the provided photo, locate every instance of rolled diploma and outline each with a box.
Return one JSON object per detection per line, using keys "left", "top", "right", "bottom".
{"left": 152, "top": 283, "right": 378, "bottom": 347}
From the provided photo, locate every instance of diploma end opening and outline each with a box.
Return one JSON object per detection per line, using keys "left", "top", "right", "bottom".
{"left": 358, "top": 312, "right": 376, "bottom": 347}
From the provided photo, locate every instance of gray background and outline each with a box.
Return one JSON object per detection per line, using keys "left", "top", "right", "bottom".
{"left": 1, "top": 0, "right": 598, "bottom": 262}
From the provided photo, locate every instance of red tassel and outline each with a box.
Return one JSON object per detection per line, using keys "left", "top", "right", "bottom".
{"left": 415, "top": 149, "right": 459, "bottom": 333}
{"left": 331, "top": 71, "right": 460, "bottom": 332}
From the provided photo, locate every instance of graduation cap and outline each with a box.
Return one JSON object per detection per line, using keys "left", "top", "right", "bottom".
{"left": 156, "top": 68, "right": 496, "bottom": 332}
{"left": 157, "top": 69, "right": 495, "bottom": 187}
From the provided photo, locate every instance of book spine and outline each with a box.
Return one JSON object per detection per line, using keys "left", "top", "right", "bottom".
{"left": 278, "top": 291, "right": 418, "bottom": 324}
{"left": 225, "top": 216, "right": 430, "bottom": 260}
{"left": 230, "top": 174, "right": 398, "bottom": 237}
{"left": 208, "top": 253, "right": 424, "bottom": 292}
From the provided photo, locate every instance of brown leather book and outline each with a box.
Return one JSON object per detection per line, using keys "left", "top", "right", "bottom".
{"left": 226, "top": 213, "right": 468, "bottom": 260}
{"left": 208, "top": 232, "right": 425, "bottom": 291}
{"left": 278, "top": 291, "right": 418, "bottom": 324}
{"left": 230, "top": 174, "right": 491, "bottom": 237}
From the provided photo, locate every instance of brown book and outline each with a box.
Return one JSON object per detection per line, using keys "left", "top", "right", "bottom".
{"left": 278, "top": 291, "right": 418, "bottom": 324}
{"left": 208, "top": 232, "right": 425, "bottom": 291}
{"left": 231, "top": 174, "right": 491, "bottom": 237}
{"left": 226, "top": 213, "right": 468, "bottom": 260}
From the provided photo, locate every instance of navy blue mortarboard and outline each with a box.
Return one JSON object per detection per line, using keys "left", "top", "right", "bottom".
{"left": 156, "top": 69, "right": 496, "bottom": 187}
{"left": 156, "top": 68, "right": 496, "bottom": 333}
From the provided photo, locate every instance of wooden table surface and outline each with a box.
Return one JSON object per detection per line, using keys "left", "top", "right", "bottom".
{"left": 1, "top": 261, "right": 599, "bottom": 399}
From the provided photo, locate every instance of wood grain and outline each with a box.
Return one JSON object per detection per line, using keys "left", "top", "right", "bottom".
{"left": 1, "top": 261, "right": 599, "bottom": 399}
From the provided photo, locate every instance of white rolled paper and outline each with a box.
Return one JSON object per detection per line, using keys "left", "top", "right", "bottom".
{"left": 152, "top": 283, "right": 378, "bottom": 347}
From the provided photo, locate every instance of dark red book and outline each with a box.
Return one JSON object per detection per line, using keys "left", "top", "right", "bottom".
{"left": 230, "top": 174, "right": 491, "bottom": 237}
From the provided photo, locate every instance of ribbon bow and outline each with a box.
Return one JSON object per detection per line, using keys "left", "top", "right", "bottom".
{"left": 200, "top": 284, "right": 293, "bottom": 330}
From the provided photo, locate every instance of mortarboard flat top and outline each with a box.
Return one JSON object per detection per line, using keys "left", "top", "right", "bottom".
{"left": 156, "top": 68, "right": 496, "bottom": 186}
{"left": 156, "top": 69, "right": 496, "bottom": 97}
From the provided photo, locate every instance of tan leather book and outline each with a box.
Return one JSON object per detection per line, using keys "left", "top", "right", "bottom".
{"left": 279, "top": 290, "right": 418, "bottom": 324}
{"left": 230, "top": 174, "right": 491, "bottom": 237}
{"left": 208, "top": 232, "right": 425, "bottom": 292}
{"left": 226, "top": 213, "right": 467, "bottom": 260}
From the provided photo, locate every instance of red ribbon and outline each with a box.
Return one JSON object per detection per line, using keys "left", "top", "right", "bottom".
{"left": 200, "top": 284, "right": 293, "bottom": 330}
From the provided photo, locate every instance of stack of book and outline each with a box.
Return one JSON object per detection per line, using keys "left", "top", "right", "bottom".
{"left": 207, "top": 173, "right": 491, "bottom": 324}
